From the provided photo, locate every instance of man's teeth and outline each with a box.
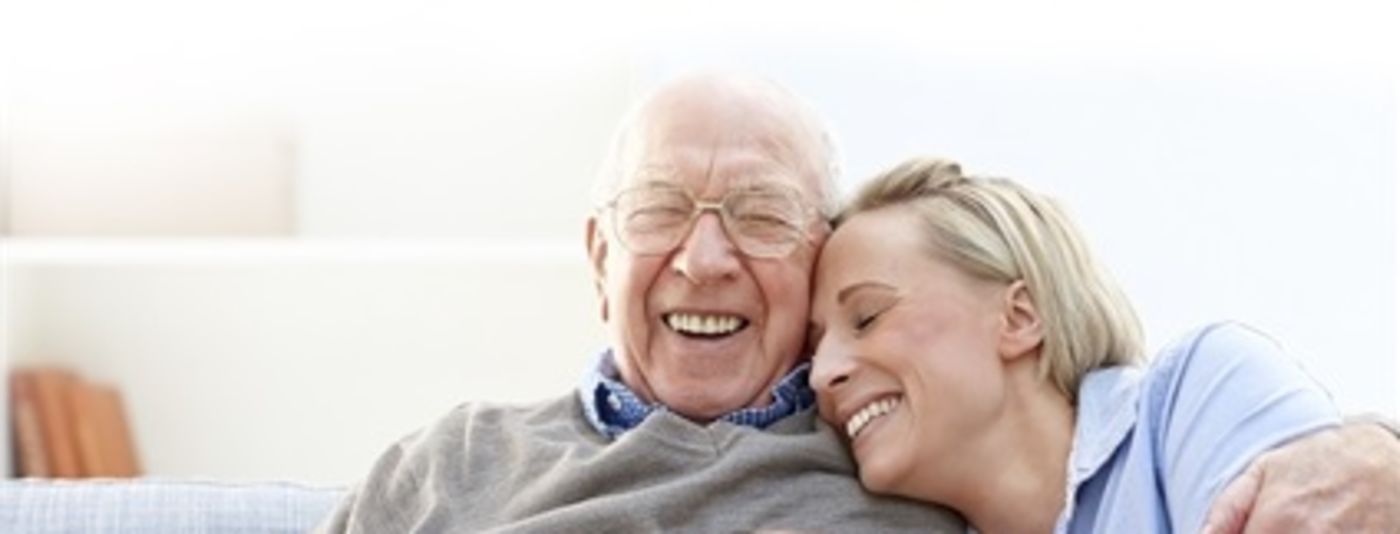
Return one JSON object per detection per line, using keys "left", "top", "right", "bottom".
{"left": 845, "top": 396, "right": 901, "bottom": 439}
{"left": 665, "top": 313, "right": 745, "bottom": 336}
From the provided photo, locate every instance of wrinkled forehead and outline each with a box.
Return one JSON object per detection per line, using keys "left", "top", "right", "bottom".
{"left": 619, "top": 92, "right": 825, "bottom": 200}
{"left": 626, "top": 161, "right": 808, "bottom": 198}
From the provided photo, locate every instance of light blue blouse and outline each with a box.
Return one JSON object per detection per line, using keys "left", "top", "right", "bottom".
{"left": 1056, "top": 323, "right": 1340, "bottom": 533}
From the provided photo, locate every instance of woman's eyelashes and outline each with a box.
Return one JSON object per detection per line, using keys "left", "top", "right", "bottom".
{"left": 851, "top": 301, "right": 893, "bottom": 333}
{"left": 854, "top": 311, "right": 880, "bottom": 332}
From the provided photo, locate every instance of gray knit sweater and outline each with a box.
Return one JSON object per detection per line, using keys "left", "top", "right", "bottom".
{"left": 318, "top": 392, "right": 963, "bottom": 532}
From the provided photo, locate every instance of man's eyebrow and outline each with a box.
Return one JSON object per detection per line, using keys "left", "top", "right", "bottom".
{"left": 836, "top": 281, "right": 897, "bottom": 306}
{"left": 631, "top": 179, "right": 679, "bottom": 190}
{"left": 730, "top": 176, "right": 802, "bottom": 194}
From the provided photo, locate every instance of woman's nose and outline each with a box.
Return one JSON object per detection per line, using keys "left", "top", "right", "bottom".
{"left": 809, "top": 337, "right": 854, "bottom": 393}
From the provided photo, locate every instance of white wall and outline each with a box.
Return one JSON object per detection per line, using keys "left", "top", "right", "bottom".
{"left": 9, "top": 254, "right": 602, "bottom": 484}
{"left": 6, "top": 108, "right": 296, "bottom": 235}
{"left": 1, "top": 1, "right": 640, "bottom": 483}
{"left": 289, "top": 53, "right": 636, "bottom": 239}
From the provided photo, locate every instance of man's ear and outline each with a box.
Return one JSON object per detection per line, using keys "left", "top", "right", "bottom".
{"left": 999, "top": 280, "right": 1043, "bottom": 361}
{"left": 586, "top": 216, "right": 609, "bottom": 322}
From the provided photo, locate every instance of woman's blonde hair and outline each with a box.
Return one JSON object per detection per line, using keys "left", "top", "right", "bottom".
{"left": 841, "top": 158, "right": 1143, "bottom": 402}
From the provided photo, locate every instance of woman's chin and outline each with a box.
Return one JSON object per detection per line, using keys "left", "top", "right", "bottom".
{"left": 855, "top": 452, "right": 907, "bottom": 496}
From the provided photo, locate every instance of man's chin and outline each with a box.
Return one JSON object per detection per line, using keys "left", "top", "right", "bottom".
{"left": 656, "top": 386, "right": 750, "bottom": 423}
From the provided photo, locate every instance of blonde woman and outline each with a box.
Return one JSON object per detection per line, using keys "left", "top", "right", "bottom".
{"left": 808, "top": 158, "right": 1340, "bottom": 533}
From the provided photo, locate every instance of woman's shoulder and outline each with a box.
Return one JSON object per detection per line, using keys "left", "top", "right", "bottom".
{"left": 1155, "top": 321, "right": 1281, "bottom": 366}
{"left": 1140, "top": 321, "right": 1296, "bottom": 396}
{"left": 1135, "top": 321, "right": 1339, "bottom": 470}
{"left": 1079, "top": 322, "right": 1283, "bottom": 426}
{"left": 1084, "top": 322, "right": 1339, "bottom": 532}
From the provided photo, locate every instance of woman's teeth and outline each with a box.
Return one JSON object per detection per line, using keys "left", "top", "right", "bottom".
{"left": 846, "top": 396, "right": 901, "bottom": 439}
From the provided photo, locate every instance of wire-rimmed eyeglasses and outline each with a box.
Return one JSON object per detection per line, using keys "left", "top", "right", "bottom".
{"left": 599, "top": 183, "right": 826, "bottom": 259}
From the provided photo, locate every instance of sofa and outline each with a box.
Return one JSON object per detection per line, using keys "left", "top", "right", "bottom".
{"left": 0, "top": 478, "right": 344, "bottom": 533}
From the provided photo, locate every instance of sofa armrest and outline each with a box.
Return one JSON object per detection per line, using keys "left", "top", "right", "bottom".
{"left": 0, "top": 478, "right": 344, "bottom": 534}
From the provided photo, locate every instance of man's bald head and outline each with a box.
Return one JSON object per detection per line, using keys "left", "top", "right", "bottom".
{"left": 594, "top": 73, "right": 841, "bottom": 218}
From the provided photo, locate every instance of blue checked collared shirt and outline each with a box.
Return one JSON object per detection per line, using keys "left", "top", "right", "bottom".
{"left": 577, "top": 349, "right": 816, "bottom": 439}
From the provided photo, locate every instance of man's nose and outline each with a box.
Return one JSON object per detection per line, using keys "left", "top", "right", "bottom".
{"left": 671, "top": 211, "right": 742, "bottom": 284}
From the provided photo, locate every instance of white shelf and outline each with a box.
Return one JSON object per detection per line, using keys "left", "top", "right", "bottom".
{"left": 0, "top": 237, "right": 580, "bottom": 265}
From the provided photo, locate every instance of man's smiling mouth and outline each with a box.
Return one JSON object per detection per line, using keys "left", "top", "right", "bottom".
{"left": 663, "top": 312, "right": 750, "bottom": 339}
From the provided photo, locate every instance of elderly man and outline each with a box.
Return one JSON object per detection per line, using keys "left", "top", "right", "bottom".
{"left": 319, "top": 73, "right": 1400, "bottom": 532}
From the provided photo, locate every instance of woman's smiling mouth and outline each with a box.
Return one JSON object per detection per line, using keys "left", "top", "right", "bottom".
{"left": 845, "top": 395, "right": 902, "bottom": 439}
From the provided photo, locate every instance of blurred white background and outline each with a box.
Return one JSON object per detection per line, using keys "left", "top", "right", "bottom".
{"left": 1, "top": 0, "right": 1395, "bottom": 485}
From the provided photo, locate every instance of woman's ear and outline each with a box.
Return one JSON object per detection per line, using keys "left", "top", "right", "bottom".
{"left": 586, "top": 217, "right": 609, "bottom": 322}
{"left": 999, "top": 280, "right": 1043, "bottom": 361}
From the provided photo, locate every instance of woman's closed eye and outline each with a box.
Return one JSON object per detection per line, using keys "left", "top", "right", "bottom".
{"left": 853, "top": 308, "right": 886, "bottom": 333}
{"left": 853, "top": 313, "right": 872, "bottom": 331}
{"left": 836, "top": 283, "right": 899, "bottom": 336}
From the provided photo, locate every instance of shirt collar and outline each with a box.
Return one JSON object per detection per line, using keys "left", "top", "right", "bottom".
{"left": 1068, "top": 365, "right": 1142, "bottom": 481}
{"left": 1054, "top": 365, "right": 1143, "bottom": 532}
{"left": 577, "top": 349, "right": 816, "bottom": 439}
